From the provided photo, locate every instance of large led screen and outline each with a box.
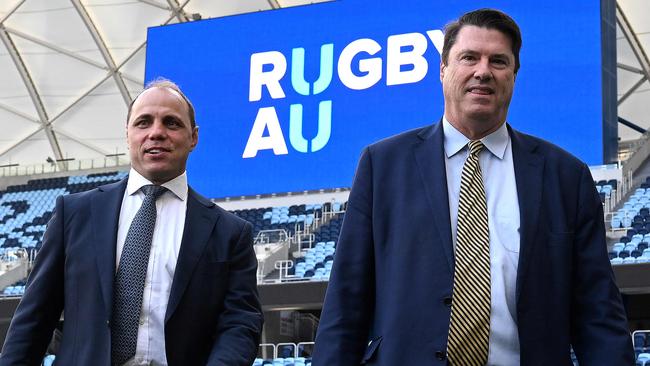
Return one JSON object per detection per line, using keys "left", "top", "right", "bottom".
{"left": 146, "top": 0, "right": 607, "bottom": 198}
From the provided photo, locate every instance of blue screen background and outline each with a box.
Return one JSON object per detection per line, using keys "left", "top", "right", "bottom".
{"left": 146, "top": 0, "right": 604, "bottom": 198}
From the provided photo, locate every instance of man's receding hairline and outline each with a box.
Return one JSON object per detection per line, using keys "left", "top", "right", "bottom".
{"left": 127, "top": 86, "right": 191, "bottom": 124}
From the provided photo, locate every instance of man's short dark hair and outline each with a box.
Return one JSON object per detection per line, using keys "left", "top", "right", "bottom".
{"left": 441, "top": 8, "right": 522, "bottom": 74}
{"left": 126, "top": 78, "right": 196, "bottom": 128}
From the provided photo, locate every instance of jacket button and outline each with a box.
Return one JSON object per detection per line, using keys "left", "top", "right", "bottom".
{"left": 435, "top": 351, "right": 446, "bottom": 360}
{"left": 443, "top": 297, "right": 452, "bottom": 307}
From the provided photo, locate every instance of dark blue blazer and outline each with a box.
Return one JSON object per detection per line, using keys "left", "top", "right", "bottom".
{"left": 313, "top": 122, "right": 633, "bottom": 365}
{"left": 0, "top": 178, "right": 263, "bottom": 366}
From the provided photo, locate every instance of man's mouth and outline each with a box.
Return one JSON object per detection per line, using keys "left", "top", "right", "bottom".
{"left": 467, "top": 86, "right": 495, "bottom": 95}
{"left": 144, "top": 147, "right": 171, "bottom": 155}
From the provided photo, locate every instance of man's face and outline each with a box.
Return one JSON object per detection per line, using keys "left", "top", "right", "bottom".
{"left": 440, "top": 25, "right": 516, "bottom": 137}
{"left": 127, "top": 87, "right": 198, "bottom": 184}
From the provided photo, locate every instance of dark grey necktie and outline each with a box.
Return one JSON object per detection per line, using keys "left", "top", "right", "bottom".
{"left": 111, "top": 184, "right": 167, "bottom": 366}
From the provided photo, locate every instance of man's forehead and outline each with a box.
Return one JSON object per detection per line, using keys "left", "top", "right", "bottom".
{"left": 130, "top": 87, "right": 188, "bottom": 116}
{"left": 452, "top": 26, "right": 513, "bottom": 55}
{"left": 134, "top": 87, "right": 184, "bottom": 105}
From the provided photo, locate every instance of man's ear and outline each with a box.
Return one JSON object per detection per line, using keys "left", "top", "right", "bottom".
{"left": 191, "top": 126, "right": 199, "bottom": 150}
{"left": 440, "top": 61, "right": 446, "bottom": 83}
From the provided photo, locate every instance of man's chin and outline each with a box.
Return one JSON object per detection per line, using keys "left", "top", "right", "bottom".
{"left": 465, "top": 110, "right": 498, "bottom": 122}
{"left": 138, "top": 166, "right": 177, "bottom": 185}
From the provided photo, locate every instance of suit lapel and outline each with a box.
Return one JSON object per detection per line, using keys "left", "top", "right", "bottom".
{"left": 413, "top": 122, "right": 454, "bottom": 273}
{"left": 509, "top": 126, "right": 545, "bottom": 302}
{"left": 165, "top": 188, "right": 219, "bottom": 322}
{"left": 91, "top": 179, "right": 127, "bottom": 318}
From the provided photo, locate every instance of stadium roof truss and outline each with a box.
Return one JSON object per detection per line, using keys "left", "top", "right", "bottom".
{"left": 0, "top": 0, "right": 647, "bottom": 173}
{"left": 616, "top": 0, "right": 650, "bottom": 142}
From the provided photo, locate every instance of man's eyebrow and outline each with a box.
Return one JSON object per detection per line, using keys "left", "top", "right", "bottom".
{"left": 130, "top": 113, "right": 152, "bottom": 123}
{"left": 457, "top": 49, "right": 511, "bottom": 58}
{"left": 457, "top": 49, "right": 479, "bottom": 55}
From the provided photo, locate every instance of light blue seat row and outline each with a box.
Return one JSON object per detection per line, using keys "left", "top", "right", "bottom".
{"left": 67, "top": 171, "right": 128, "bottom": 184}
{"left": 269, "top": 214, "right": 315, "bottom": 225}
{"left": 253, "top": 357, "right": 312, "bottom": 366}
{"left": 2, "top": 285, "right": 25, "bottom": 296}
{"left": 611, "top": 257, "right": 650, "bottom": 265}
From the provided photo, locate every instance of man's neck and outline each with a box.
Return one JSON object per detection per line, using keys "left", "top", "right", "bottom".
{"left": 444, "top": 114, "right": 505, "bottom": 140}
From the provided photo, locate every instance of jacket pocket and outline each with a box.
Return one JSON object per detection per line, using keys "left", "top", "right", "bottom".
{"left": 361, "top": 336, "right": 382, "bottom": 364}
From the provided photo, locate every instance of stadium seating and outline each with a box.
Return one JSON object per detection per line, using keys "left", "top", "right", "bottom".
{"left": 611, "top": 178, "right": 650, "bottom": 230}
{"left": 0, "top": 171, "right": 128, "bottom": 252}
{"left": 40, "top": 354, "right": 313, "bottom": 366}
{"left": 610, "top": 231, "right": 650, "bottom": 265}
{"left": 0, "top": 170, "right": 347, "bottom": 285}
{"left": 595, "top": 179, "right": 618, "bottom": 204}
{"left": 233, "top": 204, "right": 321, "bottom": 238}
{"left": 607, "top": 176, "right": 650, "bottom": 265}
{"left": 291, "top": 241, "right": 336, "bottom": 280}
{"left": 634, "top": 331, "right": 650, "bottom": 363}
{"left": 40, "top": 335, "right": 650, "bottom": 366}
{"left": 1, "top": 279, "right": 26, "bottom": 297}
{"left": 252, "top": 357, "right": 312, "bottom": 366}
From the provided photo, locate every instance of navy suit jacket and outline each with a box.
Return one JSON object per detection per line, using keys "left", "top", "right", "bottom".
{"left": 313, "top": 122, "right": 633, "bottom": 365}
{"left": 0, "top": 178, "right": 263, "bottom": 366}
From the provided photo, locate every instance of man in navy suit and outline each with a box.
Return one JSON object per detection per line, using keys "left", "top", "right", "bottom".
{"left": 0, "top": 80, "right": 263, "bottom": 365}
{"left": 313, "top": 9, "right": 633, "bottom": 365}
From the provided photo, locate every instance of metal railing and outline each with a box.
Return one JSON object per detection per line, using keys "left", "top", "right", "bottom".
{"left": 0, "top": 157, "right": 129, "bottom": 177}
{"left": 255, "top": 230, "right": 290, "bottom": 282}
{"left": 264, "top": 200, "right": 346, "bottom": 283}
{"left": 254, "top": 229, "right": 289, "bottom": 245}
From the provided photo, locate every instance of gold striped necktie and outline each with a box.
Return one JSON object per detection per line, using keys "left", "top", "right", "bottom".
{"left": 446, "top": 140, "right": 491, "bottom": 366}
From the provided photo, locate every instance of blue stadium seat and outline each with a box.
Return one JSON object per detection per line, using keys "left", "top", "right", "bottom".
{"left": 624, "top": 257, "right": 637, "bottom": 265}
{"left": 643, "top": 249, "right": 650, "bottom": 258}
{"left": 43, "top": 355, "right": 55, "bottom": 366}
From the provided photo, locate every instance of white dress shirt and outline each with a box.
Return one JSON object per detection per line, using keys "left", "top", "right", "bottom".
{"left": 116, "top": 168, "right": 188, "bottom": 366}
{"left": 442, "top": 118, "right": 521, "bottom": 365}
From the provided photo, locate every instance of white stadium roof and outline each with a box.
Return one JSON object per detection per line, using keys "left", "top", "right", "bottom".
{"left": 0, "top": 0, "right": 647, "bottom": 172}
{"left": 616, "top": 0, "right": 650, "bottom": 142}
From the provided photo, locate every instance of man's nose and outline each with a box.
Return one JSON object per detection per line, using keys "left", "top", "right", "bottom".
{"left": 473, "top": 59, "right": 493, "bottom": 81}
{"left": 148, "top": 120, "right": 167, "bottom": 139}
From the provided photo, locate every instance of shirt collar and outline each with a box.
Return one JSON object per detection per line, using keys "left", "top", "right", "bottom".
{"left": 442, "top": 117, "right": 509, "bottom": 160}
{"left": 126, "top": 168, "right": 188, "bottom": 201}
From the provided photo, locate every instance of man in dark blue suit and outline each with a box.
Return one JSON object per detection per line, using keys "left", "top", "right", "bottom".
{"left": 0, "top": 80, "right": 263, "bottom": 365}
{"left": 313, "top": 9, "right": 633, "bottom": 365}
